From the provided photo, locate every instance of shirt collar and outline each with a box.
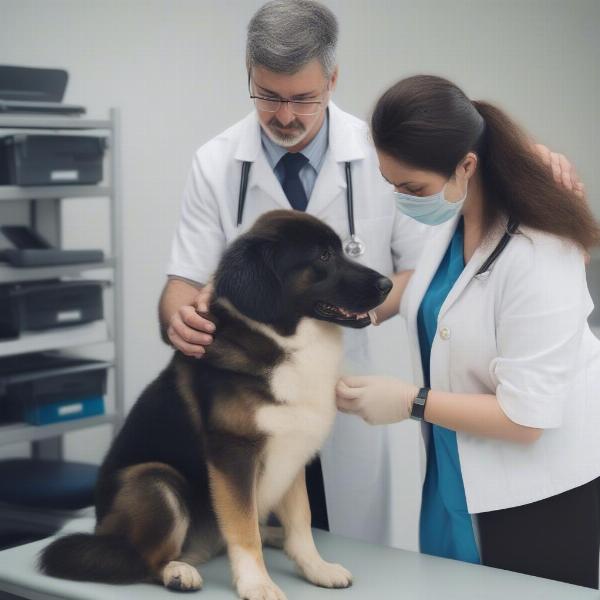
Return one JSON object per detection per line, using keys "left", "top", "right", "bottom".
{"left": 260, "top": 110, "right": 329, "bottom": 173}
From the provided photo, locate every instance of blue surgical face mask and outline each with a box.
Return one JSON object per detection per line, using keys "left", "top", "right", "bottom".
{"left": 394, "top": 181, "right": 468, "bottom": 226}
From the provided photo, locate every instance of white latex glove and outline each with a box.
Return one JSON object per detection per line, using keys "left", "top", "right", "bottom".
{"left": 335, "top": 376, "right": 419, "bottom": 425}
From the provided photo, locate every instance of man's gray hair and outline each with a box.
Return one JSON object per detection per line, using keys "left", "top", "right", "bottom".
{"left": 246, "top": 0, "right": 338, "bottom": 78}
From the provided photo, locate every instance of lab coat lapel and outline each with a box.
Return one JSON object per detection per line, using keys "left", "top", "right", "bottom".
{"left": 306, "top": 148, "right": 346, "bottom": 217}
{"left": 404, "top": 216, "right": 460, "bottom": 327}
{"left": 233, "top": 111, "right": 289, "bottom": 210}
{"left": 307, "top": 102, "right": 367, "bottom": 218}
{"left": 246, "top": 151, "right": 290, "bottom": 210}
{"left": 437, "top": 221, "right": 505, "bottom": 321}
{"left": 403, "top": 217, "right": 459, "bottom": 386}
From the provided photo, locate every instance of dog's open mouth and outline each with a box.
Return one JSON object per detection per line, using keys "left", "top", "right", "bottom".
{"left": 315, "top": 301, "right": 372, "bottom": 325}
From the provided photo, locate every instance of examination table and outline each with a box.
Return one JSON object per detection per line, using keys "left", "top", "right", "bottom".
{"left": 0, "top": 518, "right": 597, "bottom": 600}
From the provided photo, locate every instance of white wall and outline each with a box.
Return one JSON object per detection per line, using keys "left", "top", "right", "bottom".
{"left": 0, "top": 0, "right": 598, "bottom": 549}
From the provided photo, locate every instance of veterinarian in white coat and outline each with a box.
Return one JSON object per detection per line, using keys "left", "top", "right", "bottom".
{"left": 160, "top": 0, "right": 579, "bottom": 550}
{"left": 336, "top": 74, "right": 600, "bottom": 589}
{"left": 159, "top": 0, "right": 427, "bottom": 548}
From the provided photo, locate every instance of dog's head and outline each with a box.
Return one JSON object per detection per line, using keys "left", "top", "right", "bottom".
{"left": 213, "top": 210, "right": 392, "bottom": 334}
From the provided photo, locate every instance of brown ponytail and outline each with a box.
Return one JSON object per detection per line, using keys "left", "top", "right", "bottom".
{"left": 371, "top": 75, "right": 600, "bottom": 250}
{"left": 472, "top": 100, "right": 600, "bottom": 249}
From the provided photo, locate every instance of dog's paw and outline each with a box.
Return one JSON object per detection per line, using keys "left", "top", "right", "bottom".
{"left": 237, "top": 578, "right": 287, "bottom": 600}
{"left": 162, "top": 561, "right": 203, "bottom": 591}
{"left": 300, "top": 559, "right": 352, "bottom": 588}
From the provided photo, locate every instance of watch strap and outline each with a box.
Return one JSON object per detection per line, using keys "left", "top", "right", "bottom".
{"left": 410, "top": 387, "right": 430, "bottom": 421}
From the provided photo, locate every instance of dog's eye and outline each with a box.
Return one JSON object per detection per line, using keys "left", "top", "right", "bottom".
{"left": 319, "top": 250, "right": 331, "bottom": 262}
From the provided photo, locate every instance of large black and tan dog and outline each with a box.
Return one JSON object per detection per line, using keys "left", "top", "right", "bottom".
{"left": 39, "top": 210, "right": 392, "bottom": 600}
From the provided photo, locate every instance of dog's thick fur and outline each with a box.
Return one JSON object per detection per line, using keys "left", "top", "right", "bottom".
{"left": 39, "top": 210, "right": 392, "bottom": 599}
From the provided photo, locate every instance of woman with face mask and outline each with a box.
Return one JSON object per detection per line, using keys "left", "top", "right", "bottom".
{"left": 335, "top": 75, "right": 600, "bottom": 588}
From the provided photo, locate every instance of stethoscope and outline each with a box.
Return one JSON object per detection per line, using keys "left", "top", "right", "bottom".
{"left": 474, "top": 216, "right": 519, "bottom": 279}
{"left": 236, "top": 160, "right": 366, "bottom": 258}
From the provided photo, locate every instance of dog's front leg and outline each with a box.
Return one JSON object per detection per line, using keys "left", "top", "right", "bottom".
{"left": 207, "top": 461, "right": 286, "bottom": 600}
{"left": 274, "top": 468, "right": 352, "bottom": 588}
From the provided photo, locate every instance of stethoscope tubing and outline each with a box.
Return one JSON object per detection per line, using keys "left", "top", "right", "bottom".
{"left": 237, "top": 161, "right": 252, "bottom": 227}
{"left": 236, "top": 160, "right": 518, "bottom": 271}
{"left": 344, "top": 161, "right": 356, "bottom": 237}
{"left": 236, "top": 160, "right": 363, "bottom": 257}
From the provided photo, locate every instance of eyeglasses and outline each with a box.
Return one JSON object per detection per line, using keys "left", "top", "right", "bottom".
{"left": 249, "top": 82, "right": 328, "bottom": 116}
{"left": 250, "top": 95, "right": 324, "bottom": 116}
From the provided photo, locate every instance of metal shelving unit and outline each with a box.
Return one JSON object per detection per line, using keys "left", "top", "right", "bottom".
{"left": 0, "top": 258, "right": 115, "bottom": 283}
{"left": 0, "top": 109, "right": 125, "bottom": 456}
{"left": 0, "top": 321, "right": 110, "bottom": 358}
{"left": 0, "top": 185, "right": 111, "bottom": 202}
{"left": 0, "top": 414, "right": 119, "bottom": 446}
{"left": 0, "top": 116, "right": 111, "bottom": 130}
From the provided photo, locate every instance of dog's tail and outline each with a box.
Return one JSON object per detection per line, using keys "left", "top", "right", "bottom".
{"left": 38, "top": 532, "right": 151, "bottom": 584}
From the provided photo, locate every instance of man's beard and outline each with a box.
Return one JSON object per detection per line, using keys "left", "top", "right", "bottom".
{"left": 264, "top": 117, "right": 309, "bottom": 147}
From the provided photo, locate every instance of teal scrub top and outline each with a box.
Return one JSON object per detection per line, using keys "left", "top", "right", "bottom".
{"left": 416, "top": 218, "right": 480, "bottom": 564}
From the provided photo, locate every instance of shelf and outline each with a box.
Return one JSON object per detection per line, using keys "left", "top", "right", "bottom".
{"left": 0, "top": 185, "right": 111, "bottom": 201}
{"left": 0, "top": 258, "right": 115, "bottom": 283}
{"left": 0, "top": 108, "right": 124, "bottom": 456}
{"left": 0, "top": 413, "right": 118, "bottom": 447}
{"left": 0, "top": 115, "right": 111, "bottom": 130}
{"left": 0, "top": 321, "right": 109, "bottom": 357}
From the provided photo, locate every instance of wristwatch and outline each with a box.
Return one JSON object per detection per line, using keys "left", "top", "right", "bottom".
{"left": 410, "top": 387, "right": 430, "bottom": 421}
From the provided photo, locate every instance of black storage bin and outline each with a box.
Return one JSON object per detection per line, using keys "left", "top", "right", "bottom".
{"left": 0, "top": 279, "right": 104, "bottom": 340}
{"left": 0, "top": 353, "right": 108, "bottom": 426}
{"left": 0, "top": 134, "right": 106, "bottom": 185}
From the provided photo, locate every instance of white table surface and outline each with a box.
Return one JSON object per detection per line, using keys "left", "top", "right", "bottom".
{"left": 0, "top": 523, "right": 597, "bottom": 600}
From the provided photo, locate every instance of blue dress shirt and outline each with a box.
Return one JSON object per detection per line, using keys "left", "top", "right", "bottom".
{"left": 260, "top": 110, "right": 329, "bottom": 202}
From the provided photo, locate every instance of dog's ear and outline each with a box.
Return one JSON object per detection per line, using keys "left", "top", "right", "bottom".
{"left": 213, "top": 237, "right": 284, "bottom": 324}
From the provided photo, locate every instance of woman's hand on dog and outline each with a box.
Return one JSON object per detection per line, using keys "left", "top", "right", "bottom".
{"left": 335, "top": 375, "right": 419, "bottom": 425}
{"left": 167, "top": 284, "right": 216, "bottom": 358}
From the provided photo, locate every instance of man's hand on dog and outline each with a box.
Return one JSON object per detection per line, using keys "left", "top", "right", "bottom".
{"left": 167, "top": 283, "right": 215, "bottom": 358}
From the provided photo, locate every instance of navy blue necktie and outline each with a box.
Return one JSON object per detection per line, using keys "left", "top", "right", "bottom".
{"left": 279, "top": 152, "right": 309, "bottom": 211}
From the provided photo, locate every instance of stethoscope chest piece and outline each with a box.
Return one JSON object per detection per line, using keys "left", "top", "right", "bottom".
{"left": 343, "top": 234, "right": 366, "bottom": 258}
{"left": 238, "top": 160, "right": 366, "bottom": 257}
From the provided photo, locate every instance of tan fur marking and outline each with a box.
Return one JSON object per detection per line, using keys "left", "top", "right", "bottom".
{"left": 275, "top": 468, "right": 352, "bottom": 588}
{"left": 211, "top": 391, "right": 263, "bottom": 438}
{"left": 96, "top": 462, "right": 189, "bottom": 573}
{"left": 288, "top": 267, "right": 317, "bottom": 295}
{"left": 174, "top": 362, "right": 203, "bottom": 432}
{"left": 207, "top": 463, "right": 266, "bottom": 577}
{"left": 146, "top": 533, "right": 180, "bottom": 572}
{"left": 206, "top": 342, "right": 259, "bottom": 374}
{"left": 146, "top": 483, "right": 188, "bottom": 571}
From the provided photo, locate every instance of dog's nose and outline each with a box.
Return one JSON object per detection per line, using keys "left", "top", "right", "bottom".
{"left": 376, "top": 276, "right": 393, "bottom": 295}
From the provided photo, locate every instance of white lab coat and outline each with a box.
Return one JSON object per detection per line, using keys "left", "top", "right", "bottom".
{"left": 402, "top": 215, "right": 600, "bottom": 514}
{"left": 167, "top": 102, "right": 429, "bottom": 547}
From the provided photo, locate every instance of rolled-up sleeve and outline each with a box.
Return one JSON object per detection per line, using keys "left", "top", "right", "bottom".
{"left": 166, "top": 151, "right": 226, "bottom": 284}
{"left": 489, "top": 237, "right": 589, "bottom": 428}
